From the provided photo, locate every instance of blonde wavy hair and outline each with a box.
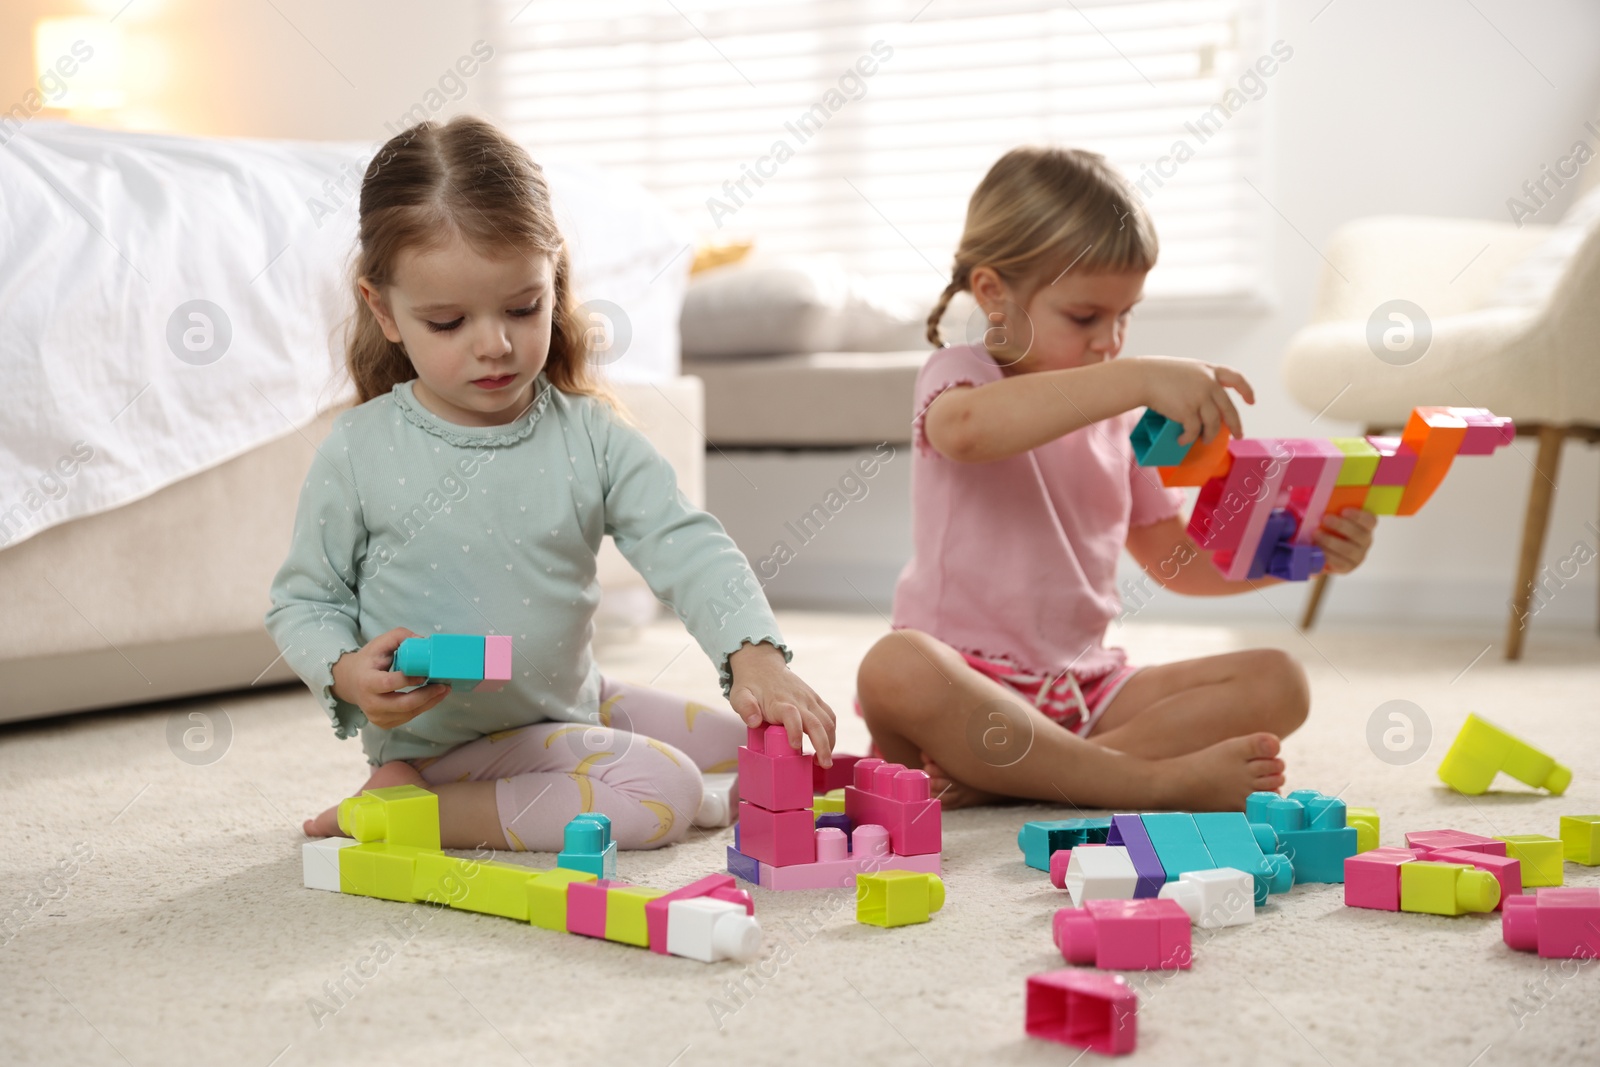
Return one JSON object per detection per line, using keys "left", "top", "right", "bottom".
{"left": 927, "top": 146, "right": 1159, "bottom": 346}
{"left": 344, "top": 114, "right": 616, "bottom": 409}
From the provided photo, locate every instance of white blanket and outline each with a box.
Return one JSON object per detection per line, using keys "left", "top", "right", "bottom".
{"left": 0, "top": 121, "right": 689, "bottom": 549}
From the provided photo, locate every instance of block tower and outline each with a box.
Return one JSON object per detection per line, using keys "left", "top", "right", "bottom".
{"left": 730, "top": 724, "right": 817, "bottom": 873}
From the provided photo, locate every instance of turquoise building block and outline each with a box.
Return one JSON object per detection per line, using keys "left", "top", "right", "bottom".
{"left": 1130, "top": 409, "right": 1192, "bottom": 467}
{"left": 1247, "top": 790, "right": 1356, "bottom": 884}
{"left": 1192, "top": 812, "right": 1293, "bottom": 905}
{"left": 1140, "top": 813, "right": 1217, "bottom": 883}
{"left": 558, "top": 813, "right": 618, "bottom": 880}
{"left": 1017, "top": 818, "right": 1112, "bottom": 872}
{"left": 1276, "top": 828, "right": 1358, "bottom": 883}
{"left": 394, "top": 633, "right": 485, "bottom": 691}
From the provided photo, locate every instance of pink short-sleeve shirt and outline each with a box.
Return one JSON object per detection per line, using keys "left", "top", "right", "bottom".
{"left": 891, "top": 343, "right": 1184, "bottom": 680}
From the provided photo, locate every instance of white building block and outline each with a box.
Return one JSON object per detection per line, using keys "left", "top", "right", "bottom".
{"left": 666, "top": 897, "right": 763, "bottom": 963}
{"left": 1063, "top": 845, "right": 1139, "bottom": 906}
{"left": 302, "top": 837, "right": 359, "bottom": 892}
{"left": 1158, "top": 867, "right": 1256, "bottom": 928}
{"left": 696, "top": 772, "right": 739, "bottom": 828}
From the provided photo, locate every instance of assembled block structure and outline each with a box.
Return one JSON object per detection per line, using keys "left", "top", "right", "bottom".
{"left": 728, "top": 732, "right": 942, "bottom": 890}
{"left": 305, "top": 787, "right": 761, "bottom": 963}
{"left": 393, "top": 633, "right": 513, "bottom": 692}
{"left": 1344, "top": 846, "right": 1505, "bottom": 916}
{"left": 1436, "top": 713, "right": 1571, "bottom": 796}
{"left": 1131, "top": 406, "right": 1514, "bottom": 581}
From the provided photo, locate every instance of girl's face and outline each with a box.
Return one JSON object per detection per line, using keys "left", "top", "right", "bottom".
{"left": 971, "top": 265, "right": 1146, "bottom": 375}
{"left": 360, "top": 234, "right": 555, "bottom": 427}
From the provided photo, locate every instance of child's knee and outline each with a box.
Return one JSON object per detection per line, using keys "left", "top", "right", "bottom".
{"left": 1252, "top": 649, "right": 1309, "bottom": 729}
{"left": 612, "top": 753, "right": 702, "bottom": 850}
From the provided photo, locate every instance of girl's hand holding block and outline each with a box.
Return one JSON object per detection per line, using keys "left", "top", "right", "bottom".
{"left": 727, "top": 640, "right": 837, "bottom": 766}
{"left": 331, "top": 626, "right": 450, "bottom": 730}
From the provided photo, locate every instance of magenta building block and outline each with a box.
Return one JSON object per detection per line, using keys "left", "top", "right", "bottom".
{"left": 813, "top": 754, "right": 862, "bottom": 793}
{"left": 1106, "top": 815, "right": 1166, "bottom": 898}
{"left": 567, "top": 879, "right": 620, "bottom": 939}
{"left": 1365, "top": 435, "right": 1420, "bottom": 486}
{"left": 738, "top": 724, "right": 815, "bottom": 811}
{"left": 758, "top": 824, "right": 941, "bottom": 890}
{"left": 644, "top": 874, "right": 740, "bottom": 954}
{"left": 843, "top": 758, "right": 942, "bottom": 857}
{"left": 1344, "top": 847, "right": 1420, "bottom": 910}
{"left": 1406, "top": 830, "right": 1507, "bottom": 857}
{"left": 1025, "top": 969, "right": 1137, "bottom": 1055}
{"left": 1429, "top": 848, "right": 1522, "bottom": 911}
{"left": 1277, "top": 438, "right": 1345, "bottom": 546}
{"left": 474, "top": 635, "right": 513, "bottom": 692}
{"left": 1188, "top": 440, "right": 1288, "bottom": 559}
{"left": 1054, "top": 898, "right": 1192, "bottom": 970}
{"left": 1453, "top": 409, "right": 1516, "bottom": 455}
{"left": 737, "top": 801, "right": 816, "bottom": 867}
{"left": 1503, "top": 887, "right": 1600, "bottom": 958}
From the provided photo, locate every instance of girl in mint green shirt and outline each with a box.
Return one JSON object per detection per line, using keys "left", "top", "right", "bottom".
{"left": 267, "top": 115, "right": 834, "bottom": 853}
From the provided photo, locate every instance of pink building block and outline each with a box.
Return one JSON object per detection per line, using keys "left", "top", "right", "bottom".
{"left": 1188, "top": 440, "right": 1287, "bottom": 562}
{"left": 1049, "top": 843, "right": 1106, "bottom": 889}
{"left": 813, "top": 754, "right": 862, "bottom": 793}
{"left": 1405, "top": 829, "right": 1507, "bottom": 857}
{"left": 1365, "top": 436, "right": 1419, "bottom": 486}
{"left": 1344, "top": 847, "right": 1419, "bottom": 911}
{"left": 738, "top": 724, "right": 814, "bottom": 811}
{"left": 1025, "top": 969, "right": 1137, "bottom": 1055}
{"left": 1278, "top": 438, "right": 1345, "bottom": 547}
{"left": 737, "top": 801, "right": 816, "bottom": 867}
{"left": 843, "top": 758, "right": 942, "bottom": 856}
{"left": 1053, "top": 899, "right": 1192, "bottom": 970}
{"left": 644, "top": 874, "right": 751, "bottom": 954}
{"left": 474, "top": 635, "right": 513, "bottom": 692}
{"left": 758, "top": 825, "right": 941, "bottom": 890}
{"left": 1503, "top": 887, "right": 1600, "bottom": 958}
{"left": 568, "top": 879, "right": 622, "bottom": 939}
{"left": 1451, "top": 408, "right": 1516, "bottom": 455}
{"left": 1429, "top": 847, "right": 1522, "bottom": 911}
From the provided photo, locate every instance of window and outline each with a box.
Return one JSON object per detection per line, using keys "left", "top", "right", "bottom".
{"left": 488, "top": 0, "right": 1274, "bottom": 308}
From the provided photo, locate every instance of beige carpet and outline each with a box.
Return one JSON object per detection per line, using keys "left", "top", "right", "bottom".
{"left": 3, "top": 612, "right": 1598, "bottom": 1067}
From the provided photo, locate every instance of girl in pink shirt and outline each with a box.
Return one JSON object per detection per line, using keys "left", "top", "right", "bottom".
{"left": 857, "top": 147, "right": 1376, "bottom": 812}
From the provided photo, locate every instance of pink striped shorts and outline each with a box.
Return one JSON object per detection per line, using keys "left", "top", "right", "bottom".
{"left": 958, "top": 652, "right": 1141, "bottom": 737}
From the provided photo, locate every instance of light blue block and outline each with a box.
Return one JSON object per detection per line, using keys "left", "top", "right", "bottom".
{"left": 394, "top": 633, "right": 485, "bottom": 691}
{"left": 558, "top": 813, "right": 617, "bottom": 880}
{"left": 1276, "top": 827, "right": 1358, "bottom": 883}
{"left": 1130, "top": 409, "right": 1192, "bottom": 467}
{"left": 1193, "top": 812, "right": 1293, "bottom": 905}
{"left": 1139, "top": 813, "right": 1217, "bottom": 883}
{"left": 1017, "top": 818, "right": 1112, "bottom": 871}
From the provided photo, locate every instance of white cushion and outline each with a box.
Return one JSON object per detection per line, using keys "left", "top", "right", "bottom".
{"left": 1487, "top": 184, "right": 1600, "bottom": 309}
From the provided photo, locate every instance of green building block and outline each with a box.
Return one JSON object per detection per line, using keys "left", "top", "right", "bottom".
{"left": 1498, "top": 834, "right": 1565, "bottom": 887}
{"left": 605, "top": 885, "right": 667, "bottom": 946}
{"left": 856, "top": 871, "right": 945, "bottom": 927}
{"left": 1364, "top": 485, "right": 1403, "bottom": 514}
{"left": 339, "top": 843, "right": 425, "bottom": 902}
{"left": 1560, "top": 815, "right": 1600, "bottom": 865}
{"left": 413, "top": 853, "right": 536, "bottom": 920}
{"left": 1347, "top": 807, "right": 1380, "bottom": 853}
{"left": 337, "top": 785, "right": 441, "bottom": 850}
{"left": 527, "top": 868, "right": 598, "bottom": 932}
{"left": 1399, "top": 860, "right": 1499, "bottom": 916}
{"left": 1331, "top": 437, "right": 1381, "bottom": 486}
{"left": 1139, "top": 813, "right": 1216, "bottom": 882}
{"left": 1436, "top": 713, "right": 1571, "bottom": 796}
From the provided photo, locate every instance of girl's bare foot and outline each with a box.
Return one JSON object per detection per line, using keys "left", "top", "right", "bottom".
{"left": 1155, "top": 733, "right": 1285, "bottom": 812}
{"left": 921, "top": 755, "right": 1007, "bottom": 810}
{"left": 303, "top": 761, "right": 428, "bottom": 837}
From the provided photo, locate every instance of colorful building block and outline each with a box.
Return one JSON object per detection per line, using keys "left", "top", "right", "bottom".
{"left": 1158, "top": 867, "right": 1255, "bottom": 928}
{"left": 1454, "top": 407, "right": 1516, "bottom": 454}
{"left": 1053, "top": 898, "right": 1192, "bottom": 970}
{"left": 337, "top": 785, "right": 441, "bottom": 851}
{"left": 857, "top": 871, "right": 945, "bottom": 928}
{"left": 1049, "top": 843, "right": 1101, "bottom": 889}
{"left": 567, "top": 878, "right": 621, "bottom": 939}
{"left": 1131, "top": 409, "right": 1192, "bottom": 467}
{"left": 1025, "top": 970, "right": 1137, "bottom": 1055}
{"left": 412, "top": 853, "right": 534, "bottom": 921}
{"left": 1502, "top": 887, "right": 1600, "bottom": 959}
{"left": 1405, "top": 829, "right": 1507, "bottom": 857}
{"left": 844, "top": 758, "right": 941, "bottom": 857}
{"left": 1105, "top": 815, "right": 1166, "bottom": 898}
{"left": 557, "top": 813, "right": 618, "bottom": 880}
{"left": 1343, "top": 847, "right": 1418, "bottom": 911}
{"left": 392, "top": 633, "right": 503, "bottom": 692}
{"left": 1347, "top": 807, "right": 1380, "bottom": 853}
{"left": 1364, "top": 484, "right": 1403, "bottom": 514}
{"left": 1018, "top": 818, "right": 1112, "bottom": 872}
{"left": 814, "top": 789, "right": 847, "bottom": 815}
{"left": 644, "top": 874, "right": 750, "bottom": 954}
{"left": 1248, "top": 790, "right": 1357, "bottom": 884}
{"left": 696, "top": 772, "right": 739, "bottom": 828}
{"left": 1400, "top": 860, "right": 1500, "bottom": 916}
{"left": 1365, "top": 435, "right": 1418, "bottom": 486}
{"left": 1560, "top": 815, "right": 1600, "bottom": 865}
{"left": 1428, "top": 848, "right": 1522, "bottom": 911}
{"left": 815, "top": 811, "right": 852, "bottom": 838}
{"left": 479, "top": 635, "right": 513, "bottom": 692}
{"left": 1192, "top": 812, "right": 1293, "bottom": 904}
{"left": 1189, "top": 440, "right": 1291, "bottom": 580}
{"left": 666, "top": 897, "right": 764, "bottom": 963}
{"left": 605, "top": 885, "right": 668, "bottom": 946}
{"left": 737, "top": 801, "right": 816, "bottom": 867}
{"left": 757, "top": 825, "right": 941, "bottom": 891}
{"left": 1139, "top": 813, "right": 1217, "bottom": 882}
{"left": 1395, "top": 406, "right": 1469, "bottom": 515}
{"left": 725, "top": 844, "right": 761, "bottom": 885}
{"left": 738, "top": 724, "right": 814, "bottom": 811}
{"left": 526, "top": 868, "right": 598, "bottom": 932}
{"left": 302, "top": 837, "right": 358, "bottom": 893}
{"left": 1498, "top": 835, "right": 1565, "bottom": 887}
{"left": 1059, "top": 845, "right": 1138, "bottom": 907}
{"left": 1437, "top": 713, "right": 1571, "bottom": 796}
{"left": 1159, "top": 425, "right": 1233, "bottom": 488}
{"left": 1330, "top": 437, "right": 1380, "bottom": 486}
{"left": 813, "top": 754, "right": 862, "bottom": 794}
{"left": 338, "top": 842, "right": 424, "bottom": 902}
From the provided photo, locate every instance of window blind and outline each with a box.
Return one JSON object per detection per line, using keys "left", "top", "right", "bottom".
{"left": 486, "top": 0, "right": 1273, "bottom": 308}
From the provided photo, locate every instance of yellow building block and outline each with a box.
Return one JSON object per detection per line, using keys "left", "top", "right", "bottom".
{"left": 1436, "top": 713, "right": 1571, "bottom": 796}
{"left": 1331, "top": 437, "right": 1381, "bottom": 486}
{"left": 1346, "top": 807, "right": 1380, "bottom": 853}
{"left": 856, "top": 871, "right": 945, "bottom": 928}
{"left": 1560, "top": 815, "right": 1600, "bottom": 865}
{"left": 604, "top": 885, "right": 668, "bottom": 946}
{"left": 339, "top": 843, "right": 425, "bottom": 902}
{"left": 1498, "top": 835, "right": 1565, "bottom": 887}
{"left": 1399, "top": 861, "right": 1499, "bottom": 916}
{"left": 1363, "top": 485, "right": 1403, "bottom": 515}
{"left": 526, "top": 868, "right": 598, "bottom": 932}
{"left": 413, "top": 853, "right": 536, "bottom": 920}
{"left": 814, "top": 789, "right": 846, "bottom": 815}
{"left": 337, "top": 785, "right": 441, "bottom": 850}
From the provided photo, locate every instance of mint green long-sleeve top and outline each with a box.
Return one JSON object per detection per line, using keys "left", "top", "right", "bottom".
{"left": 265, "top": 375, "right": 788, "bottom": 765}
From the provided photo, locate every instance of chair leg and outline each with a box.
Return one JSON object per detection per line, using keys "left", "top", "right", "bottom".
{"left": 1505, "top": 424, "right": 1567, "bottom": 660}
{"left": 1299, "top": 573, "right": 1331, "bottom": 631}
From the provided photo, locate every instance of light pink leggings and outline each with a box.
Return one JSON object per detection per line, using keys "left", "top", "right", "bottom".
{"left": 407, "top": 676, "right": 744, "bottom": 852}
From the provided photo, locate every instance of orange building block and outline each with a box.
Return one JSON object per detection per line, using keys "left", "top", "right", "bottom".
{"left": 1396, "top": 407, "right": 1468, "bottom": 515}
{"left": 1159, "top": 427, "right": 1234, "bottom": 487}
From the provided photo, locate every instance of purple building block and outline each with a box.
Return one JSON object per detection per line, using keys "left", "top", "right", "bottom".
{"left": 815, "top": 812, "right": 853, "bottom": 841}
{"left": 1246, "top": 509, "right": 1297, "bottom": 580}
{"left": 726, "top": 844, "right": 761, "bottom": 886}
{"left": 1106, "top": 814, "right": 1167, "bottom": 898}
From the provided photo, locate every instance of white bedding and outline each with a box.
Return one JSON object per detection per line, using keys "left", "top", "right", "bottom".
{"left": 0, "top": 121, "right": 690, "bottom": 549}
